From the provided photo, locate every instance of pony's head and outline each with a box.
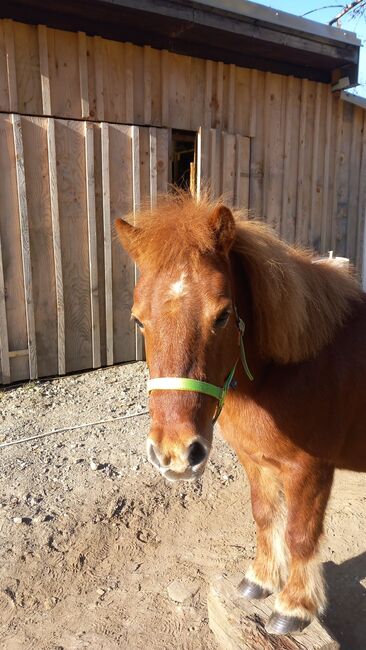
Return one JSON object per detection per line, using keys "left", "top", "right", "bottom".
{"left": 116, "top": 194, "right": 240, "bottom": 481}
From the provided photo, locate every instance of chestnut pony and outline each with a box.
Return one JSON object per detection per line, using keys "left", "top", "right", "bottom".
{"left": 116, "top": 193, "right": 366, "bottom": 635}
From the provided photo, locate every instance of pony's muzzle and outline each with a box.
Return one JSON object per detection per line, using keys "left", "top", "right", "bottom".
{"left": 146, "top": 436, "right": 209, "bottom": 481}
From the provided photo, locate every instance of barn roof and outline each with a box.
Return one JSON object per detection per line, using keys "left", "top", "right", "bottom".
{"left": 2, "top": 0, "right": 361, "bottom": 87}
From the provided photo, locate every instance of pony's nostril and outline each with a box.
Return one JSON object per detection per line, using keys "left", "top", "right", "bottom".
{"left": 188, "top": 441, "right": 207, "bottom": 468}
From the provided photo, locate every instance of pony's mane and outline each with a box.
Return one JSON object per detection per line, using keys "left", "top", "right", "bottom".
{"left": 124, "top": 193, "right": 362, "bottom": 363}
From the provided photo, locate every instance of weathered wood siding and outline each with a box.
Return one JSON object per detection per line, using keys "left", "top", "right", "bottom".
{"left": 0, "top": 115, "right": 170, "bottom": 383}
{"left": 0, "top": 18, "right": 365, "bottom": 383}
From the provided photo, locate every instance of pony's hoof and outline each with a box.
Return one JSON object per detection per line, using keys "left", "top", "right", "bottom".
{"left": 237, "top": 577, "right": 272, "bottom": 600}
{"left": 265, "top": 612, "right": 310, "bottom": 635}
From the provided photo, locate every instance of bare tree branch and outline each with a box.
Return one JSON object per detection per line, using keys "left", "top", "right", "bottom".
{"left": 329, "top": 0, "right": 366, "bottom": 25}
{"left": 302, "top": 6, "right": 344, "bottom": 18}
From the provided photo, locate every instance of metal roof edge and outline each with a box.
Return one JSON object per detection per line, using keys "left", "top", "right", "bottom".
{"left": 341, "top": 90, "right": 366, "bottom": 109}
{"left": 180, "top": 0, "right": 362, "bottom": 47}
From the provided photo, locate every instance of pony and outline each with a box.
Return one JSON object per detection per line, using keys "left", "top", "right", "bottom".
{"left": 116, "top": 192, "right": 366, "bottom": 636}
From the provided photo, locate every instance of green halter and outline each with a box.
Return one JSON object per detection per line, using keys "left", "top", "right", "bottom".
{"left": 147, "top": 314, "right": 253, "bottom": 423}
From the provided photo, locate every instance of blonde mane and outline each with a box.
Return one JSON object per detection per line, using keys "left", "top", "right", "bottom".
{"left": 121, "top": 193, "right": 362, "bottom": 363}
{"left": 233, "top": 221, "right": 362, "bottom": 363}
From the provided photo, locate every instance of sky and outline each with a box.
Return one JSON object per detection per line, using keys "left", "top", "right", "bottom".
{"left": 249, "top": 0, "right": 366, "bottom": 97}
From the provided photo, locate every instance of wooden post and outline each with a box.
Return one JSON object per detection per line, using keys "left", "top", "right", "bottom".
{"left": 0, "top": 229, "right": 10, "bottom": 384}
{"left": 101, "top": 122, "right": 113, "bottom": 366}
{"left": 85, "top": 121, "right": 101, "bottom": 368}
{"left": 132, "top": 126, "right": 143, "bottom": 361}
{"left": 12, "top": 114, "right": 37, "bottom": 380}
{"left": 208, "top": 575, "right": 339, "bottom": 650}
{"left": 47, "top": 117, "right": 65, "bottom": 375}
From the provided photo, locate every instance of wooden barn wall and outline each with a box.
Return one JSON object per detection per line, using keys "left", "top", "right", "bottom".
{"left": 0, "top": 18, "right": 365, "bottom": 383}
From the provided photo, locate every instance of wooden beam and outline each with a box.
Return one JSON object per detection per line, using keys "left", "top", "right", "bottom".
{"left": 143, "top": 45, "right": 152, "bottom": 125}
{"left": 149, "top": 127, "right": 157, "bottom": 208}
{"left": 47, "top": 117, "right": 65, "bottom": 375}
{"left": 4, "top": 19, "right": 18, "bottom": 112}
{"left": 37, "top": 25, "right": 51, "bottom": 115}
{"left": 78, "top": 31, "right": 89, "bottom": 119}
{"left": 204, "top": 59, "right": 213, "bottom": 128}
{"left": 12, "top": 114, "right": 37, "bottom": 379}
{"left": 94, "top": 36, "right": 104, "bottom": 121}
{"left": 295, "top": 78, "right": 308, "bottom": 243}
{"left": 85, "top": 122, "right": 101, "bottom": 368}
{"left": 125, "top": 42, "right": 134, "bottom": 123}
{"left": 216, "top": 62, "right": 224, "bottom": 129}
{"left": 0, "top": 229, "right": 10, "bottom": 384}
{"left": 321, "top": 88, "right": 333, "bottom": 254}
{"left": 132, "top": 126, "right": 143, "bottom": 361}
{"left": 8, "top": 349, "right": 28, "bottom": 358}
{"left": 227, "top": 64, "right": 236, "bottom": 134}
{"left": 208, "top": 574, "right": 339, "bottom": 650}
{"left": 310, "top": 82, "right": 322, "bottom": 247}
{"left": 101, "top": 122, "right": 113, "bottom": 366}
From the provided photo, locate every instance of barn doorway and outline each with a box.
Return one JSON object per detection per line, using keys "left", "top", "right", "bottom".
{"left": 171, "top": 130, "right": 196, "bottom": 191}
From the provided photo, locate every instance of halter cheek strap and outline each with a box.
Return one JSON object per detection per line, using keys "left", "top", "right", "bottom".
{"left": 147, "top": 313, "right": 253, "bottom": 423}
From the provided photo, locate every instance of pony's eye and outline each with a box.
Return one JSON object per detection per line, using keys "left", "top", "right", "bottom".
{"left": 132, "top": 315, "right": 144, "bottom": 329}
{"left": 214, "top": 310, "right": 231, "bottom": 329}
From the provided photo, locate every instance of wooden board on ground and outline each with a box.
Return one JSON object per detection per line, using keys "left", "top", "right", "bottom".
{"left": 207, "top": 575, "right": 339, "bottom": 650}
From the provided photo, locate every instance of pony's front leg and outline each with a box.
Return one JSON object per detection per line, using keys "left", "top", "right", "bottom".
{"left": 267, "top": 460, "right": 334, "bottom": 635}
{"left": 238, "top": 458, "right": 288, "bottom": 599}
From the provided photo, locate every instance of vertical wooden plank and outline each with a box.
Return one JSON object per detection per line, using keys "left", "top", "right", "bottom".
{"left": 221, "top": 132, "right": 235, "bottom": 206}
{"left": 295, "top": 79, "right": 308, "bottom": 242}
{"left": 356, "top": 111, "right": 366, "bottom": 275}
{"left": 149, "top": 127, "right": 157, "bottom": 207}
{"left": 249, "top": 69, "right": 258, "bottom": 137}
{"left": 0, "top": 231, "right": 10, "bottom": 384}
{"left": 4, "top": 19, "right": 18, "bottom": 112}
{"left": 12, "top": 114, "right": 37, "bottom": 379}
{"left": 125, "top": 42, "right": 134, "bottom": 123}
{"left": 94, "top": 36, "right": 104, "bottom": 121}
{"left": 227, "top": 64, "right": 236, "bottom": 134}
{"left": 144, "top": 45, "right": 152, "bottom": 125}
{"left": 215, "top": 62, "right": 224, "bottom": 129}
{"left": 281, "top": 76, "right": 295, "bottom": 241}
{"left": 346, "top": 106, "right": 363, "bottom": 262}
{"left": 78, "top": 31, "right": 89, "bottom": 119}
{"left": 48, "top": 29, "right": 80, "bottom": 118}
{"left": 330, "top": 96, "right": 344, "bottom": 251}
{"left": 132, "top": 126, "right": 143, "bottom": 361}
{"left": 249, "top": 71, "right": 265, "bottom": 218}
{"left": 235, "top": 135, "right": 250, "bottom": 210}
{"left": 204, "top": 59, "right": 213, "bottom": 128}
{"left": 209, "top": 128, "right": 221, "bottom": 200}
{"left": 156, "top": 128, "right": 170, "bottom": 192}
{"left": 321, "top": 88, "right": 333, "bottom": 253}
{"left": 309, "top": 83, "right": 322, "bottom": 247}
{"left": 161, "top": 50, "right": 169, "bottom": 127}
{"left": 85, "top": 121, "right": 101, "bottom": 368}
{"left": 263, "top": 73, "right": 284, "bottom": 232}
{"left": 47, "top": 117, "right": 65, "bottom": 375}
{"left": 101, "top": 122, "right": 113, "bottom": 366}
{"left": 38, "top": 25, "right": 51, "bottom": 114}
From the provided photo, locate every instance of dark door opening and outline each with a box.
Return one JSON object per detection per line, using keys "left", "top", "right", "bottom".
{"left": 171, "top": 130, "right": 196, "bottom": 191}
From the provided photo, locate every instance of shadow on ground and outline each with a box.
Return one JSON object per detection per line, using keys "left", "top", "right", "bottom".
{"left": 323, "top": 552, "right": 366, "bottom": 650}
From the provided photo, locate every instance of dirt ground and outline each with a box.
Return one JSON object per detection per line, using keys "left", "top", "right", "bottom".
{"left": 0, "top": 362, "right": 365, "bottom": 650}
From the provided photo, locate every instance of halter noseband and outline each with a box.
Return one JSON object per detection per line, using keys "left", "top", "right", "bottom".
{"left": 147, "top": 313, "right": 253, "bottom": 423}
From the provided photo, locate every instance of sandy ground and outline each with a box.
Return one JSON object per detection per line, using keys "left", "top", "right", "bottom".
{"left": 0, "top": 362, "right": 365, "bottom": 650}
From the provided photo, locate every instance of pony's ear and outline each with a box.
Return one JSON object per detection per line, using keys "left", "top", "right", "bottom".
{"left": 209, "top": 205, "right": 236, "bottom": 256}
{"left": 115, "top": 218, "right": 140, "bottom": 263}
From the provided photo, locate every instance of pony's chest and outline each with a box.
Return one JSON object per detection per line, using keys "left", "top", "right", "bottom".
{"left": 218, "top": 393, "right": 291, "bottom": 463}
